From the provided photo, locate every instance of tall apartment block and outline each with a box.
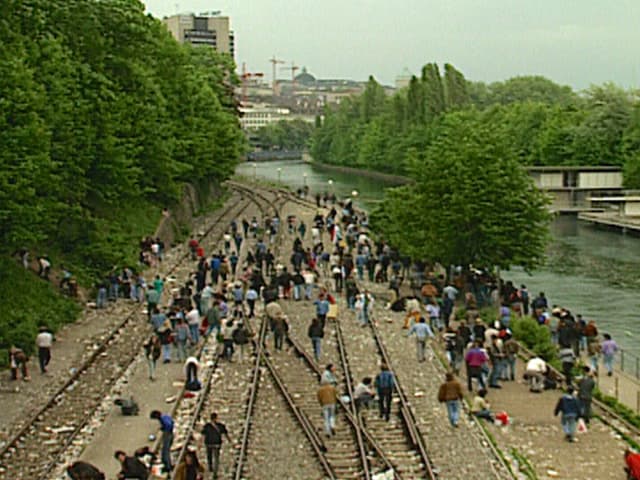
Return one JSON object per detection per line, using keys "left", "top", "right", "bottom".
{"left": 164, "top": 14, "right": 234, "bottom": 57}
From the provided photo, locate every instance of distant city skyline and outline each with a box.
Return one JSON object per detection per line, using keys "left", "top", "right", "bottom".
{"left": 143, "top": 0, "right": 640, "bottom": 90}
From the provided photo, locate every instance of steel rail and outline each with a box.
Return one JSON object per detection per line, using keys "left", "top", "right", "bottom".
{"left": 0, "top": 190, "right": 247, "bottom": 479}
{"left": 334, "top": 318, "right": 372, "bottom": 480}
{"left": 368, "top": 321, "right": 438, "bottom": 480}
{"left": 285, "top": 333, "right": 401, "bottom": 480}
{"left": 259, "top": 345, "right": 337, "bottom": 479}
{"left": 153, "top": 188, "right": 258, "bottom": 473}
{"left": 42, "top": 192, "right": 251, "bottom": 480}
{"left": 232, "top": 316, "right": 268, "bottom": 480}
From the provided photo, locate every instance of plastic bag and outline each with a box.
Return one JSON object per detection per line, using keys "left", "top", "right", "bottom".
{"left": 577, "top": 417, "right": 588, "bottom": 434}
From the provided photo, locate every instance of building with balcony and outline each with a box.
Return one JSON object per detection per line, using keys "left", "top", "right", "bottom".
{"left": 239, "top": 104, "right": 291, "bottom": 130}
{"left": 164, "top": 13, "right": 234, "bottom": 57}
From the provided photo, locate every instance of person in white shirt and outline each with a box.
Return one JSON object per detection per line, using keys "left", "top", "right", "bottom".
{"left": 525, "top": 356, "right": 547, "bottom": 392}
{"left": 186, "top": 308, "right": 201, "bottom": 344}
{"left": 354, "top": 377, "right": 374, "bottom": 410}
{"left": 35, "top": 326, "right": 54, "bottom": 374}
{"left": 184, "top": 356, "right": 200, "bottom": 387}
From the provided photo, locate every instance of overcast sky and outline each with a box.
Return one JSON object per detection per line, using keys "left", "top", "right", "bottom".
{"left": 143, "top": 0, "right": 640, "bottom": 90}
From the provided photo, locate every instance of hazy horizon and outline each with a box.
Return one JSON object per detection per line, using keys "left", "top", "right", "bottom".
{"left": 143, "top": 0, "right": 640, "bottom": 90}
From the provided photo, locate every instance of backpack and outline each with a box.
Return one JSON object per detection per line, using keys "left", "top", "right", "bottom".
{"left": 376, "top": 371, "right": 394, "bottom": 389}
{"left": 233, "top": 326, "right": 249, "bottom": 345}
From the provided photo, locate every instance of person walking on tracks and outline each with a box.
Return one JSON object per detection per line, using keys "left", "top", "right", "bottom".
{"left": 375, "top": 363, "right": 395, "bottom": 421}
{"left": 406, "top": 316, "right": 435, "bottom": 362}
{"left": 438, "top": 372, "right": 465, "bottom": 427}
{"left": 201, "top": 412, "right": 231, "bottom": 478}
{"left": 174, "top": 451, "right": 204, "bottom": 480}
{"left": 150, "top": 410, "right": 174, "bottom": 473}
{"left": 317, "top": 381, "right": 339, "bottom": 438}
{"left": 308, "top": 317, "right": 325, "bottom": 362}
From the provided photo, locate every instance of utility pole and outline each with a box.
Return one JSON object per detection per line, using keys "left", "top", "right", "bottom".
{"left": 268, "top": 55, "right": 285, "bottom": 101}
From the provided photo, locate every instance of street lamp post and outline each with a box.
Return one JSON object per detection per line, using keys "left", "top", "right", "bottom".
{"left": 303, "top": 173, "right": 307, "bottom": 187}
{"left": 252, "top": 163, "right": 257, "bottom": 181}
{"left": 277, "top": 167, "right": 282, "bottom": 185}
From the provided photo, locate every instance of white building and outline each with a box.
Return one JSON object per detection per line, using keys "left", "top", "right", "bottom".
{"left": 239, "top": 104, "right": 291, "bottom": 130}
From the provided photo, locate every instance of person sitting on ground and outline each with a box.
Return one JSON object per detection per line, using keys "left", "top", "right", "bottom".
{"left": 66, "top": 461, "right": 105, "bottom": 480}
{"left": 471, "top": 389, "right": 494, "bottom": 421}
{"left": 114, "top": 450, "right": 149, "bottom": 480}
{"left": 354, "top": 377, "right": 375, "bottom": 410}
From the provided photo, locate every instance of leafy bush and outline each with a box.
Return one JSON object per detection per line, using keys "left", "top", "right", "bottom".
{"left": 511, "top": 316, "right": 557, "bottom": 363}
{"left": 0, "top": 258, "right": 80, "bottom": 365}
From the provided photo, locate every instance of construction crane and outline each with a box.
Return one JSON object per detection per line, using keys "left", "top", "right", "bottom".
{"left": 280, "top": 61, "right": 299, "bottom": 91}
{"left": 268, "top": 55, "right": 285, "bottom": 99}
{"left": 240, "top": 62, "right": 264, "bottom": 105}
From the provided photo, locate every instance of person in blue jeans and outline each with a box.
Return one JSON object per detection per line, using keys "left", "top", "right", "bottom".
{"left": 375, "top": 364, "right": 395, "bottom": 421}
{"left": 314, "top": 294, "right": 329, "bottom": 325}
{"left": 307, "top": 317, "right": 325, "bottom": 362}
{"left": 438, "top": 372, "right": 464, "bottom": 427}
{"left": 150, "top": 410, "right": 174, "bottom": 472}
{"left": 554, "top": 386, "right": 581, "bottom": 442}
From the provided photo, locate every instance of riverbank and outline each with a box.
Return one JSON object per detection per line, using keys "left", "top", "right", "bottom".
{"left": 304, "top": 157, "right": 411, "bottom": 185}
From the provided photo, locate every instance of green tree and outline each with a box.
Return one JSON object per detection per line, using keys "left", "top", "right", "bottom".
{"left": 421, "top": 63, "right": 446, "bottom": 120}
{"left": 370, "top": 110, "right": 551, "bottom": 271}
{"left": 443, "top": 63, "right": 469, "bottom": 109}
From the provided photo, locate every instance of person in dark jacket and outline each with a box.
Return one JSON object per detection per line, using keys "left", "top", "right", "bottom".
{"left": 554, "top": 386, "right": 581, "bottom": 442}
{"left": 308, "top": 317, "right": 325, "bottom": 362}
{"left": 577, "top": 366, "right": 595, "bottom": 424}
{"left": 374, "top": 363, "right": 395, "bottom": 421}
{"left": 114, "top": 450, "right": 149, "bottom": 479}
{"left": 66, "top": 461, "right": 105, "bottom": 480}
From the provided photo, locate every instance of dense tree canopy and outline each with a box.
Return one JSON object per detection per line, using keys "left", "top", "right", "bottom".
{"left": 0, "top": 0, "right": 244, "bottom": 270}
{"left": 310, "top": 63, "right": 640, "bottom": 270}
{"left": 0, "top": 0, "right": 244, "bottom": 362}
{"left": 311, "top": 65, "right": 640, "bottom": 182}
{"left": 254, "top": 119, "right": 314, "bottom": 150}
{"left": 369, "top": 110, "right": 551, "bottom": 271}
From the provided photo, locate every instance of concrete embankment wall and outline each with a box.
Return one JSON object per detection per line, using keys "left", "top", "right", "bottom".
{"left": 154, "top": 179, "right": 225, "bottom": 247}
{"left": 303, "top": 154, "right": 411, "bottom": 185}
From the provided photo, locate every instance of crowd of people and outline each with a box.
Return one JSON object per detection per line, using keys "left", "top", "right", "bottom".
{"left": 10, "top": 187, "right": 630, "bottom": 479}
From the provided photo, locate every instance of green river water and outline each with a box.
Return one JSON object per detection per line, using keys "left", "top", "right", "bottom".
{"left": 236, "top": 160, "right": 640, "bottom": 358}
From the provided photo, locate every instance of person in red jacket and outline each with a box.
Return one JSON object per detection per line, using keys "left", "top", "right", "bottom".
{"left": 625, "top": 449, "right": 640, "bottom": 479}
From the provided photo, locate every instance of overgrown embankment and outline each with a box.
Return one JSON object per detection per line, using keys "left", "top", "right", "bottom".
{"left": 0, "top": 1, "right": 244, "bottom": 362}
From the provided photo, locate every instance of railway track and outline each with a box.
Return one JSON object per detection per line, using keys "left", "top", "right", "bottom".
{"left": 167, "top": 183, "right": 289, "bottom": 479}
{"left": 0, "top": 189, "right": 254, "bottom": 479}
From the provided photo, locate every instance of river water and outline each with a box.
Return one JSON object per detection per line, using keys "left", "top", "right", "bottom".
{"left": 236, "top": 160, "right": 640, "bottom": 357}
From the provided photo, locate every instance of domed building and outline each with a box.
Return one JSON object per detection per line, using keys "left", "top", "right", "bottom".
{"left": 294, "top": 67, "right": 317, "bottom": 87}
{"left": 395, "top": 67, "right": 413, "bottom": 89}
